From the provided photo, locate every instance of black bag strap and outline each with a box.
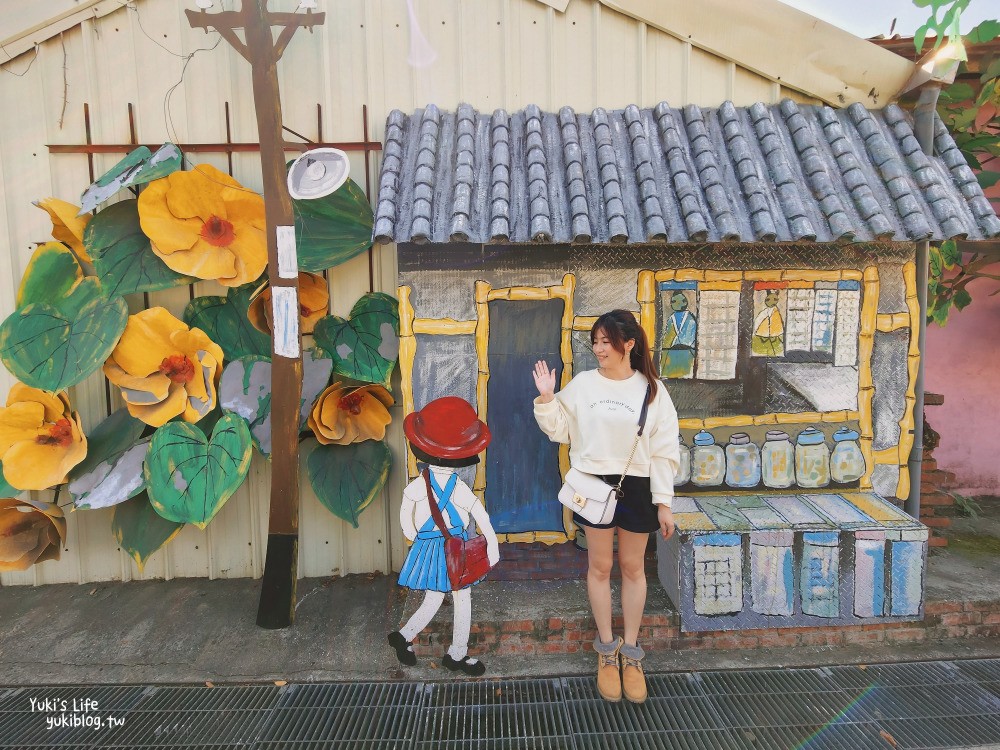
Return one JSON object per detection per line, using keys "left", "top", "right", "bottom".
{"left": 637, "top": 383, "right": 652, "bottom": 436}
{"left": 423, "top": 468, "right": 453, "bottom": 540}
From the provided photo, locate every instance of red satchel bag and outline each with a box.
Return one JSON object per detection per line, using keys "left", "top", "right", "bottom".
{"left": 423, "top": 469, "right": 493, "bottom": 589}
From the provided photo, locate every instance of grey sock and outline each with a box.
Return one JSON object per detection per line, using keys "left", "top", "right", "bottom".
{"left": 619, "top": 642, "right": 645, "bottom": 660}
{"left": 593, "top": 636, "right": 621, "bottom": 654}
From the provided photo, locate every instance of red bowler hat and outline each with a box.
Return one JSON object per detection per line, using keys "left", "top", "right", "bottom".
{"left": 403, "top": 397, "right": 491, "bottom": 460}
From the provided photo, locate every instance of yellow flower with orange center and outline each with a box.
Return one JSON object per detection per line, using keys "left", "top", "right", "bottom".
{"left": 0, "top": 384, "right": 87, "bottom": 491}
{"left": 103, "top": 307, "right": 225, "bottom": 427}
{"left": 308, "top": 382, "right": 394, "bottom": 445}
{"left": 137, "top": 163, "right": 266, "bottom": 287}
{"left": 248, "top": 272, "right": 330, "bottom": 336}
{"left": 0, "top": 497, "right": 67, "bottom": 572}
{"left": 34, "top": 197, "right": 93, "bottom": 263}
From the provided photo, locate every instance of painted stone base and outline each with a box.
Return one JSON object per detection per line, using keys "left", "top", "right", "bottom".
{"left": 657, "top": 492, "right": 928, "bottom": 632}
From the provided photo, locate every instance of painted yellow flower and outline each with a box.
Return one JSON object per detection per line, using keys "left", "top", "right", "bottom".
{"left": 0, "top": 497, "right": 67, "bottom": 572}
{"left": 137, "top": 163, "right": 266, "bottom": 287}
{"left": 34, "top": 197, "right": 92, "bottom": 263}
{"left": 309, "top": 382, "right": 394, "bottom": 445}
{"left": 103, "top": 307, "right": 224, "bottom": 427}
{"left": 0, "top": 384, "right": 87, "bottom": 491}
{"left": 248, "top": 272, "right": 330, "bottom": 336}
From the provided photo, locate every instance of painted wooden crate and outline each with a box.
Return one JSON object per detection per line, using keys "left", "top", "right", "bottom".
{"left": 656, "top": 492, "right": 927, "bottom": 632}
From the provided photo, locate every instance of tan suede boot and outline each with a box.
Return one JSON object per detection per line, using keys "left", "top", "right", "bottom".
{"left": 594, "top": 636, "right": 622, "bottom": 702}
{"left": 620, "top": 642, "right": 647, "bottom": 704}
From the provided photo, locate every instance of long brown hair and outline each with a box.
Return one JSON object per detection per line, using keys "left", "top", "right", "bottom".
{"left": 591, "top": 310, "right": 658, "bottom": 404}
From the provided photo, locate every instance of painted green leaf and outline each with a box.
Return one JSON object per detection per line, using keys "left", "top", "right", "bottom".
{"left": 144, "top": 414, "right": 252, "bottom": 529}
{"left": 112, "top": 491, "right": 184, "bottom": 573}
{"left": 306, "top": 438, "right": 391, "bottom": 528}
{"left": 0, "top": 284, "right": 128, "bottom": 392}
{"left": 954, "top": 288, "right": 973, "bottom": 310}
{"left": 219, "top": 355, "right": 272, "bottom": 456}
{"left": 80, "top": 143, "right": 183, "bottom": 213}
{"left": 313, "top": 292, "right": 399, "bottom": 389}
{"left": 183, "top": 280, "right": 272, "bottom": 362}
{"left": 16, "top": 243, "right": 84, "bottom": 310}
{"left": 85, "top": 199, "right": 194, "bottom": 298}
{"left": 0, "top": 459, "right": 20, "bottom": 498}
{"left": 68, "top": 409, "right": 148, "bottom": 510}
{"left": 219, "top": 349, "right": 333, "bottom": 457}
{"left": 293, "top": 177, "right": 373, "bottom": 273}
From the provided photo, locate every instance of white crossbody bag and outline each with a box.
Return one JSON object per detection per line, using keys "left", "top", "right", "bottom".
{"left": 557, "top": 384, "right": 651, "bottom": 525}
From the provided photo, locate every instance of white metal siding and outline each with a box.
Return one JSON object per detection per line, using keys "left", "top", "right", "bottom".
{"left": 0, "top": 0, "right": 818, "bottom": 585}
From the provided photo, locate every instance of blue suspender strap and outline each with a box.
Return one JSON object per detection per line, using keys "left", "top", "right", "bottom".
{"left": 429, "top": 472, "right": 463, "bottom": 530}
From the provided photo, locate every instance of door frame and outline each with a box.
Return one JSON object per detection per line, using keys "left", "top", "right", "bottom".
{"left": 397, "top": 273, "right": 578, "bottom": 544}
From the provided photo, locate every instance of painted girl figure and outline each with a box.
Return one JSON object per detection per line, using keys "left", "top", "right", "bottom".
{"left": 388, "top": 397, "right": 500, "bottom": 676}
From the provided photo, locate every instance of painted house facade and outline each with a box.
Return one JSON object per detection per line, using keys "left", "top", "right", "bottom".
{"left": 0, "top": 0, "right": 977, "bottom": 591}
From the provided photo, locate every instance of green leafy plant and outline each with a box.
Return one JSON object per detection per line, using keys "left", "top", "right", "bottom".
{"left": 915, "top": 1, "right": 1000, "bottom": 324}
{"left": 949, "top": 490, "right": 984, "bottom": 519}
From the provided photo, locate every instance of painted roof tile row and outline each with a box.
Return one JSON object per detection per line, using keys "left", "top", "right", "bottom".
{"left": 373, "top": 101, "right": 1000, "bottom": 245}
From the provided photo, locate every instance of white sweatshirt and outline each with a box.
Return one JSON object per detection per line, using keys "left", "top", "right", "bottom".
{"left": 533, "top": 369, "right": 680, "bottom": 507}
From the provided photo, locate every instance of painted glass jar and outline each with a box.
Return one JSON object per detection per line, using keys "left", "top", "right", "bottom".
{"left": 674, "top": 434, "right": 691, "bottom": 486}
{"left": 761, "top": 430, "right": 795, "bottom": 489}
{"left": 795, "top": 427, "right": 830, "bottom": 488}
{"left": 725, "top": 433, "right": 761, "bottom": 488}
{"left": 691, "top": 430, "right": 725, "bottom": 487}
{"left": 831, "top": 427, "right": 865, "bottom": 483}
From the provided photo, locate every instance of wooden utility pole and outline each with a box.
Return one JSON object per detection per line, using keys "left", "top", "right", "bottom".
{"left": 187, "top": 1, "right": 325, "bottom": 629}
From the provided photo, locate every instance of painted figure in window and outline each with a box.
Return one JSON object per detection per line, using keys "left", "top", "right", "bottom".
{"left": 660, "top": 291, "right": 697, "bottom": 379}
{"left": 387, "top": 397, "right": 500, "bottom": 677}
{"left": 752, "top": 289, "right": 784, "bottom": 356}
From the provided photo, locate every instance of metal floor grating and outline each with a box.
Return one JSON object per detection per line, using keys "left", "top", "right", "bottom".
{"left": 5, "top": 659, "right": 1000, "bottom": 748}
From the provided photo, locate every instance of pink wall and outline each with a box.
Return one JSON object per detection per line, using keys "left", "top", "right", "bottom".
{"left": 924, "top": 274, "right": 1000, "bottom": 495}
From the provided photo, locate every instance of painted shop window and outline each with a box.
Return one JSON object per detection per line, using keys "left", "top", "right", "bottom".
{"left": 653, "top": 272, "right": 863, "bottom": 418}
{"left": 749, "top": 280, "right": 861, "bottom": 364}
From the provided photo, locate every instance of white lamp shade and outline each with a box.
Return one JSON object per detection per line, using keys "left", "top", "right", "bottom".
{"left": 287, "top": 148, "right": 350, "bottom": 200}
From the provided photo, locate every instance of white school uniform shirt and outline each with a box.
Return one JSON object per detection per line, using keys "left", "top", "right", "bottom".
{"left": 399, "top": 466, "right": 500, "bottom": 562}
{"left": 533, "top": 369, "right": 681, "bottom": 508}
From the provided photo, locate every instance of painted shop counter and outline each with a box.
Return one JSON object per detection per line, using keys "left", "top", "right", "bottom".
{"left": 656, "top": 492, "right": 927, "bottom": 633}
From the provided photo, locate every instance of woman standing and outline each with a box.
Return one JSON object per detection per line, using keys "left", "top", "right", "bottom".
{"left": 532, "top": 310, "right": 679, "bottom": 703}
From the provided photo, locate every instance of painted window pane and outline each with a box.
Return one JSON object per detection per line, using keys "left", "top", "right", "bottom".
{"left": 751, "top": 283, "right": 787, "bottom": 357}
{"left": 812, "top": 286, "right": 837, "bottom": 353}
{"left": 658, "top": 281, "right": 698, "bottom": 379}
{"left": 695, "top": 290, "right": 739, "bottom": 380}
{"left": 834, "top": 289, "right": 861, "bottom": 366}
{"left": 785, "top": 288, "right": 815, "bottom": 352}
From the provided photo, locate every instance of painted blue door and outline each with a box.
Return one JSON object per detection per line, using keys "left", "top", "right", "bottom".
{"left": 485, "top": 299, "right": 565, "bottom": 533}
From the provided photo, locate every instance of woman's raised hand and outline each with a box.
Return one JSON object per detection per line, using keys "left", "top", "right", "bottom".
{"left": 532, "top": 360, "right": 556, "bottom": 402}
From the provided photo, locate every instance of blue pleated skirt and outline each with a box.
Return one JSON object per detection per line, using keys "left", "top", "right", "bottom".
{"left": 398, "top": 528, "right": 477, "bottom": 592}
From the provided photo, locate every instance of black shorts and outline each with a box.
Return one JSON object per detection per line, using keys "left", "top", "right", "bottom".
{"left": 572, "top": 474, "right": 659, "bottom": 534}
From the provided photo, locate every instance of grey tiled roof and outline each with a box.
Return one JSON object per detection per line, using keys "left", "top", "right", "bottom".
{"left": 373, "top": 101, "right": 1000, "bottom": 245}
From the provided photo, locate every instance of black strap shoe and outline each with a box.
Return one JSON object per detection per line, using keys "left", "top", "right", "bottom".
{"left": 387, "top": 631, "right": 417, "bottom": 666}
{"left": 442, "top": 653, "right": 486, "bottom": 676}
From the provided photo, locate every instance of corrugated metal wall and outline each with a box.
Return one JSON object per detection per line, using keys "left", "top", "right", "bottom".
{"left": 0, "top": 0, "right": 820, "bottom": 585}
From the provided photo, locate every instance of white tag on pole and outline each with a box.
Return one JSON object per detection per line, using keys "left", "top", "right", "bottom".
{"left": 271, "top": 286, "right": 300, "bottom": 359}
{"left": 276, "top": 225, "right": 298, "bottom": 280}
